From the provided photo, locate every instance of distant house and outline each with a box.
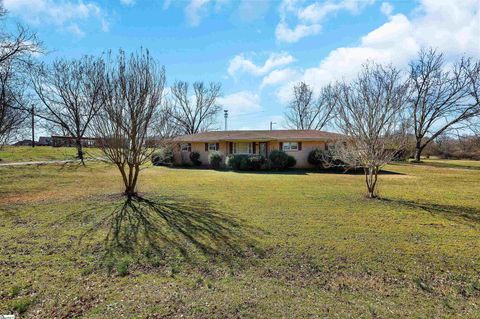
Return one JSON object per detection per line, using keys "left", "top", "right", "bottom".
{"left": 173, "top": 130, "right": 342, "bottom": 168}
{"left": 51, "top": 135, "right": 99, "bottom": 147}
{"left": 12, "top": 139, "right": 34, "bottom": 146}
{"left": 37, "top": 136, "right": 52, "bottom": 146}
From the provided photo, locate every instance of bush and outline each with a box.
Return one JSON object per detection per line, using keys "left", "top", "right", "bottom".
{"left": 227, "top": 154, "right": 265, "bottom": 170}
{"left": 227, "top": 154, "right": 246, "bottom": 170}
{"left": 151, "top": 146, "right": 174, "bottom": 166}
{"left": 245, "top": 155, "right": 265, "bottom": 170}
{"left": 268, "top": 150, "right": 295, "bottom": 169}
{"left": 308, "top": 148, "right": 345, "bottom": 168}
{"left": 189, "top": 151, "right": 202, "bottom": 166}
{"left": 287, "top": 155, "right": 296, "bottom": 168}
{"left": 209, "top": 151, "right": 223, "bottom": 169}
{"left": 307, "top": 148, "right": 324, "bottom": 166}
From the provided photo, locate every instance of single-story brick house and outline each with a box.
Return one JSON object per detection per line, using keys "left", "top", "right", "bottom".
{"left": 173, "top": 130, "right": 343, "bottom": 168}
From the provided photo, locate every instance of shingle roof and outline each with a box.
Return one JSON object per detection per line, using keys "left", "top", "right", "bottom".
{"left": 174, "top": 130, "right": 343, "bottom": 142}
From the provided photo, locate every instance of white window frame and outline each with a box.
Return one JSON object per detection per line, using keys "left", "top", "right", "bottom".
{"left": 233, "top": 142, "right": 252, "bottom": 154}
{"left": 180, "top": 143, "right": 191, "bottom": 152}
{"left": 208, "top": 143, "right": 218, "bottom": 151}
{"left": 283, "top": 142, "right": 299, "bottom": 151}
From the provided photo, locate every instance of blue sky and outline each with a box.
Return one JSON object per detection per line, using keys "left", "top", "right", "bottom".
{"left": 3, "top": 0, "right": 480, "bottom": 130}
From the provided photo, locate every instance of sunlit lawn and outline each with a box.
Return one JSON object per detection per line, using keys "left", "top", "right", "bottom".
{"left": 419, "top": 158, "right": 480, "bottom": 170}
{"left": 0, "top": 146, "right": 101, "bottom": 163}
{"left": 0, "top": 157, "right": 479, "bottom": 317}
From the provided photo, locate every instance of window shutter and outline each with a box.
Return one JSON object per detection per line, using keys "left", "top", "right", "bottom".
{"left": 252, "top": 142, "right": 256, "bottom": 154}
{"left": 216, "top": 143, "right": 219, "bottom": 151}
{"left": 279, "top": 142, "right": 283, "bottom": 150}
{"left": 325, "top": 143, "right": 328, "bottom": 150}
{"left": 298, "top": 142, "right": 302, "bottom": 151}
{"left": 188, "top": 144, "right": 191, "bottom": 152}
{"left": 229, "top": 142, "right": 233, "bottom": 154}
{"left": 205, "top": 143, "right": 208, "bottom": 151}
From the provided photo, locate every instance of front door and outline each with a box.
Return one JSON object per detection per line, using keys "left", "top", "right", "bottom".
{"left": 259, "top": 142, "right": 267, "bottom": 157}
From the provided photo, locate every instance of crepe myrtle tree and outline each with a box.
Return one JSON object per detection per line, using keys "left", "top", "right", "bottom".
{"left": 285, "top": 81, "right": 336, "bottom": 130}
{"left": 331, "top": 62, "right": 410, "bottom": 198}
{"left": 408, "top": 48, "right": 480, "bottom": 162}
{"left": 31, "top": 56, "right": 105, "bottom": 163}
{"left": 94, "top": 49, "right": 166, "bottom": 198}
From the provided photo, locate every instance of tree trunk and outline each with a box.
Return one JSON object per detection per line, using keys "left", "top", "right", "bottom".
{"left": 75, "top": 138, "right": 84, "bottom": 164}
{"left": 364, "top": 166, "right": 379, "bottom": 199}
{"left": 413, "top": 138, "right": 423, "bottom": 162}
{"left": 123, "top": 164, "right": 138, "bottom": 198}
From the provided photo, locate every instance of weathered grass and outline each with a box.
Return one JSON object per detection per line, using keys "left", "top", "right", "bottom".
{"left": 0, "top": 146, "right": 102, "bottom": 163}
{"left": 0, "top": 159, "right": 479, "bottom": 317}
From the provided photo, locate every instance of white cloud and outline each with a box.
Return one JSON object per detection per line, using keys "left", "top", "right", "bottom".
{"left": 275, "top": 22, "right": 321, "bottom": 43}
{"left": 228, "top": 52, "right": 295, "bottom": 76}
{"left": 276, "top": 0, "right": 375, "bottom": 43}
{"left": 237, "top": 0, "right": 270, "bottom": 23}
{"left": 66, "top": 23, "right": 85, "bottom": 37}
{"left": 217, "top": 91, "right": 261, "bottom": 116}
{"left": 261, "top": 68, "right": 300, "bottom": 89}
{"left": 277, "top": 0, "right": 480, "bottom": 102}
{"left": 184, "top": 0, "right": 229, "bottom": 26}
{"left": 120, "top": 0, "right": 135, "bottom": 6}
{"left": 380, "top": 2, "right": 393, "bottom": 16}
{"left": 3, "top": 0, "right": 108, "bottom": 36}
{"left": 185, "top": 0, "right": 210, "bottom": 26}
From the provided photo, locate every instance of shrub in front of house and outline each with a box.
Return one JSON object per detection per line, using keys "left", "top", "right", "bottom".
{"left": 209, "top": 151, "right": 223, "bottom": 169}
{"left": 287, "top": 155, "right": 296, "bottom": 168}
{"left": 308, "top": 148, "right": 347, "bottom": 169}
{"left": 307, "top": 148, "right": 324, "bottom": 167}
{"left": 226, "top": 154, "right": 248, "bottom": 170}
{"left": 245, "top": 155, "right": 265, "bottom": 170}
{"left": 189, "top": 151, "right": 202, "bottom": 166}
{"left": 227, "top": 154, "right": 265, "bottom": 170}
{"left": 268, "top": 150, "right": 296, "bottom": 169}
{"left": 151, "top": 146, "right": 174, "bottom": 166}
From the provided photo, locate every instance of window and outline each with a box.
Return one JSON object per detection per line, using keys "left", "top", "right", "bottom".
{"left": 283, "top": 142, "right": 299, "bottom": 151}
{"left": 208, "top": 143, "right": 218, "bottom": 151}
{"left": 233, "top": 142, "right": 252, "bottom": 154}
{"left": 180, "top": 143, "right": 191, "bottom": 152}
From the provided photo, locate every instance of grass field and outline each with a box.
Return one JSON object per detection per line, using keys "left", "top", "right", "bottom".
{"left": 0, "top": 155, "right": 479, "bottom": 317}
{"left": 0, "top": 146, "right": 101, "bottom": 163}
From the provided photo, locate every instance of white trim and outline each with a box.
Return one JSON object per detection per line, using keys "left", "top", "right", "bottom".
{"left": 232, "top": 142, "right": 253, "bottom": 154}
{"left": 283, "top": 142, "right": 299, "bottom": 152}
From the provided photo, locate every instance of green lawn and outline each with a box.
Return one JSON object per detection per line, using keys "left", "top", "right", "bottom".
{"left": 0, "top": 159, "right": 479, "bottom": 317}
{"left": 0, "top": 146, "right": 101, "bottom": 163}
{"left": 417, "top": 158, "right": 480, "bottom": 170}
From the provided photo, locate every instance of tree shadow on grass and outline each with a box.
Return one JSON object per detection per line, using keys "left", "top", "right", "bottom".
{"left": 82, "top": 195, "right": 264, "bottom": 272}
{"left": 168, "top": 167, "right": 404, "bottom": 176}
{"left": 380, "top": 198, "right": 480, "bottom": 227}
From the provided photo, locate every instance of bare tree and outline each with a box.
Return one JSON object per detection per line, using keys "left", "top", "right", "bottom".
{"left": 94, "top": 50, "right": 166, "bottom": 197}
{"left": 0, "top": 4, "right": 42, "bottom": 144}
{"left": 168, "top": 81, "right": 221, "bottom": 134}
{"left": 31, "top": 56, "right": 105, "bottom": 162}
{"left": 408, "top": 49, "right": 480, "bottom": 162}
{"left": 0, "top": 61, "right": 28, "bottom": 144}
{"left": 332, "top": 63, "right": 410, "bottom": 198}
{"left": 285, "top": 82, "right": 336, "bottom": 130}
{"left": 0, "top": 5, "right": 42, "bottom": 67}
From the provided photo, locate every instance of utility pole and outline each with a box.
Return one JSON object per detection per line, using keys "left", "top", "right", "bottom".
{"left": 224, "top": 110, "right": 228, "bottom": 131}
{"left": 270, "top": 121, "right": 276, "bottom": 131}
{"left": 31, "top": 104, "right": 35, "bottom": 148}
